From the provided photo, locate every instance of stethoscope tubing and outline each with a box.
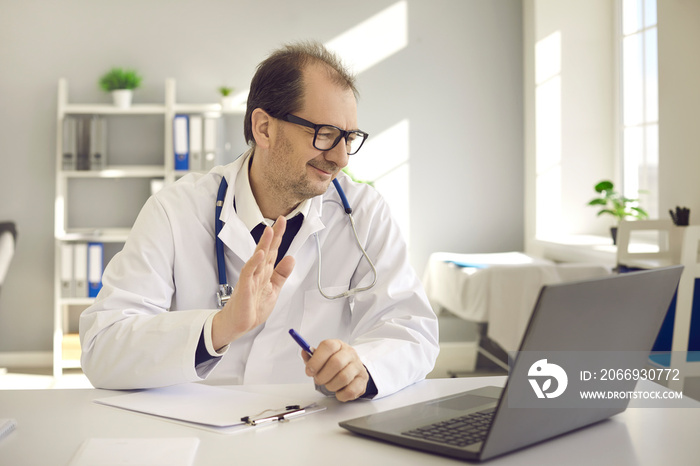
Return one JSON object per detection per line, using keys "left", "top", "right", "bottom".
{"left": 215, "top": 178, "right": 229, "bottom": 287}
{"left": 315, "top": 207, "right": 378, "bottom": 300}
{"left": 215, "top": 175, "right": 377, "bottom": 306}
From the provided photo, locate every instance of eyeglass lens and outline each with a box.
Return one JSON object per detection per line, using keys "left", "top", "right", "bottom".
{"left": 314, "top": 126, "right": 365, "bottom": 155}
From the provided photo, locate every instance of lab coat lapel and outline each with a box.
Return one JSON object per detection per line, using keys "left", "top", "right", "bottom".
{"left": 217, "top": 157, "right": 257, "bottom": 262}
{"left": 242, "top": 193, "right": 327, "bottom": 384}
{"left": 286, "top": 195, "right": 325, "bottom": 258}
{"left": 278, "top": 194, "right": 326, "bottom": 289}
{"left": 214, "top": 156, "right": 328, "bottom": 265}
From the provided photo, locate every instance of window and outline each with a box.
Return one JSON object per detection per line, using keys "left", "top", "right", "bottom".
{"left": 620, "top": 0, "right": 658, "bottom": 218}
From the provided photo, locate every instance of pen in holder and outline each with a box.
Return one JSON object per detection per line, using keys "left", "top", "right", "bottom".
{"left": 669, "top": 206, "right": 690, "bottom": 226}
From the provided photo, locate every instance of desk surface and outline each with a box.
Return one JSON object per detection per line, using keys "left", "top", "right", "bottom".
{"left": 1, "top": 377, "right": 698, "bottom": 465}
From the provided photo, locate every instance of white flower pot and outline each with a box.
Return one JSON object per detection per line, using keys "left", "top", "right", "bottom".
{"left": 221, "top": 96, "right": 236, "bottom": 111}
{"left": 111, "top": 89, "right": 133, "bottom": 108}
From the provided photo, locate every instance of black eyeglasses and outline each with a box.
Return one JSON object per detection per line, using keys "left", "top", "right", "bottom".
{"left": 283, "top": 114, "right": 369, "bottom": 155}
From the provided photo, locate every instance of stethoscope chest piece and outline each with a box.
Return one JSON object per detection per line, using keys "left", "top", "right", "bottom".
{"left": 215, "top": 177, "right": 232, "bottom": 308}
{"left": 217, "top": 284, "right": 233, "bottom": 308}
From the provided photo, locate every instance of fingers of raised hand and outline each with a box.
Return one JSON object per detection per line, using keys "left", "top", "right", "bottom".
{"left": 265, "top": 216, "right": 286, "bottom": 266}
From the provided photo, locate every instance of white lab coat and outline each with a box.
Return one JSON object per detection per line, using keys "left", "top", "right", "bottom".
{"left": 80, "top": 155, "right": 439, "bottom": 398}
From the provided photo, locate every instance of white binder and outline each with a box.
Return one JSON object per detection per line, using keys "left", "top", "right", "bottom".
{"left": 75, "top": 117, "right": 91, "bottom": 171}
{"left": 87, "top": 242, "right": 103, "bottom": 298}
{"left": 60, "top": 243, "right": 74, "bottom": 298}
{"left": 189, "top": 115, "right": 203, "bottom": 171}
{"left": 62, "top": 117, "right": 76, "bottom": 170}
{"left": 73, "top": 242, "right": 88, "bottom": 298}
{"left": 203, "top": 117, "right": 218, "bottom": 170}
{"left": 89, "top": 116, "right": 107, "bottom": 170}
{"left": 173, "top": 114, "right": 189, "bottom": 171}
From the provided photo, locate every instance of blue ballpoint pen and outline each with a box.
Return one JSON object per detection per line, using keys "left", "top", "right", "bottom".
{"left": 289, "top": 328, "right": 314, "bottom": 356}
{"left": 289, "top": 328, "right": 336, "bottom": 396}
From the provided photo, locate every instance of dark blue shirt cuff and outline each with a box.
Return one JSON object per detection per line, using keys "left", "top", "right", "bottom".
{"left": 361, "top": 369, "right": 378, "bottom": 399}
{"left": 195, "top": 328, "right": 220, "bottom": 367}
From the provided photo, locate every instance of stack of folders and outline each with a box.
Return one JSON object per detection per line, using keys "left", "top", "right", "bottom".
{"left": 60, "top": 242, "right": 104, "bottom": 299}
{"left": 63, "top": 116, "right": 107, "bottom": 171}
{"left": 173, "top": 114, "right": 219, "bottom": 172}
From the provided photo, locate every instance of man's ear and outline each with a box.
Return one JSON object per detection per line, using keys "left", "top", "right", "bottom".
{"left": 251, "top": 108, "right": 273, "bottom": 149}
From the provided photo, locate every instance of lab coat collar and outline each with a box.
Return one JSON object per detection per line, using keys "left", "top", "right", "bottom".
{"left": 234, "top": 151, "right": 312, "bottom": 230}
{"left": 218, "top": 155, "right": 254, "bottom": 260}
{"left": 216, "top": 151, "right": 327, "bottom": 261}
{"left": 285, "top": 194, "right": 325, "bottom": 258}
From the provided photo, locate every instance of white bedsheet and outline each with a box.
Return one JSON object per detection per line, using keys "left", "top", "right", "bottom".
{"left": 423, "top": 252, "right": 611, "bottom": 351}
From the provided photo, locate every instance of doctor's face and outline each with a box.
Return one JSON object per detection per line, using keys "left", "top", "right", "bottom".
{"left": 267, "top": 64, "right": 357, "bottom": 201}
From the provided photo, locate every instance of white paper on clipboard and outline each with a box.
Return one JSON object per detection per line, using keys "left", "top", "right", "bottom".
{"left": 94, "top": 383, "right": 325, "bottom": 434}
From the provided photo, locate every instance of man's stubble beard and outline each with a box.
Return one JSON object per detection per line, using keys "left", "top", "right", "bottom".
{"left": 266, "top": 131, "right": 331, "bottom": 209}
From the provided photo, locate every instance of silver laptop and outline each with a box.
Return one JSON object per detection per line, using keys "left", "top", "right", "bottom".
{"left": 339, "top": 266, "right": 683, "bottom": 461}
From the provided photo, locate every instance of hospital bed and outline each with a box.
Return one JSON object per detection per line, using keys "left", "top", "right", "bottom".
{"left": 423, "top": 251, "right": 611, "bottom": 370}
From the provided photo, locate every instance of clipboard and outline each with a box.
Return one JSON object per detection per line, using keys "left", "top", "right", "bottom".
{"left": 94, "top": 383, "right": 326, "bottom": 434}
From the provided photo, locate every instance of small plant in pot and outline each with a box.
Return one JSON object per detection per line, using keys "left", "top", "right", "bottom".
{"left": 588, "top": 180, "right": 649, "bottom": 244}
{"left": 99, "top": 68, "right": 143, "bottom": 108}
{"left": 218, "top": 86, "right": 235, "bottom": 110}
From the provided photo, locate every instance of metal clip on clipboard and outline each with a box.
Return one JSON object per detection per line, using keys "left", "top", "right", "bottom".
{"left": 240, "top": 404, "right": 320, "bottom": 427}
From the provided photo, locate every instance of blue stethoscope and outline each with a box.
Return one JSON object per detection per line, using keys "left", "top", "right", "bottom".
{"left": 215, "top": 177, "right": 377, "bottom": 307}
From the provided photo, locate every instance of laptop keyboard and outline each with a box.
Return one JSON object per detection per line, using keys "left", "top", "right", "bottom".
{"left": 402, "top": 409, "right": 495, "bottom": 447}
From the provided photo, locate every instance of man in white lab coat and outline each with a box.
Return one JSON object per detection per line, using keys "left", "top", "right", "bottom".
{"left": 80, "top": 42, "right": 439, "bottom": 401}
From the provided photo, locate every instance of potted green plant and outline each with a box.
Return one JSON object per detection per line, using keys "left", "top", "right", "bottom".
{"left": 218, "top": 86, "right": 235, "bottom": 110}
{"left": 588, "top": 180, "right": 649, "bottom": 244}
{"left": 342, "top": 168, "right": 374, "bottom": 187}
{"left": 99, "top": 68, "right": 143, "bottom": 108}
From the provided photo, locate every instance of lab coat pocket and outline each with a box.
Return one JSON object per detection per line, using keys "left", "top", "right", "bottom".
{"left": 301, "top": 286, "right": 352, "bottom": 347}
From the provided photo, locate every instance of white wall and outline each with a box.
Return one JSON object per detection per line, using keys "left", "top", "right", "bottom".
{"left": 658, "top": 0, "right": 700, "bottom": 217}
{"left": 0, "top": 0, "right": 524, "bottom": 355}
{"left": 524, "top": 0, "right": 614, "bottom": 252}
{"left": 525, "top": 0, "right": 700, "bottom": 259}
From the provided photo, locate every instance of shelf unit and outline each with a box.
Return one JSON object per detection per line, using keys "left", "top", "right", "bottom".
{"left": 52, "top": 78, "right": 245, "bottom": 377}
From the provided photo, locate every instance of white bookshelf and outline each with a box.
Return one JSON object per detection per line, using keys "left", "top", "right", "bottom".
{"left": 62, "top": 104, "right": 167, "bottom": 115}
{"left": 52, "top": 78, "right": 244, "bottom": 377}
{"left": 58, "top": 166, "right": 166, "bottom": 178}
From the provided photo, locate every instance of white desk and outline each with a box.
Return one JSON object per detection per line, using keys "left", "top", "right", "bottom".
{"left": 1, "top": 377, "right": 698, "bottom": 465}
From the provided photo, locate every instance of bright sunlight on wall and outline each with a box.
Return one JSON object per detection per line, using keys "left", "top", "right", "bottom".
{"left": 325, "top": 1, "right": 411, "bottom": 244}
{"left": 534, "top": 30, "right": 562, "bottom": 239}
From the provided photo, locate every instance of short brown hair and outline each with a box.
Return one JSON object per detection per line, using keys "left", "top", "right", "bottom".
{"left": 244, "top": 41, "right": 358, "bottom": 145}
